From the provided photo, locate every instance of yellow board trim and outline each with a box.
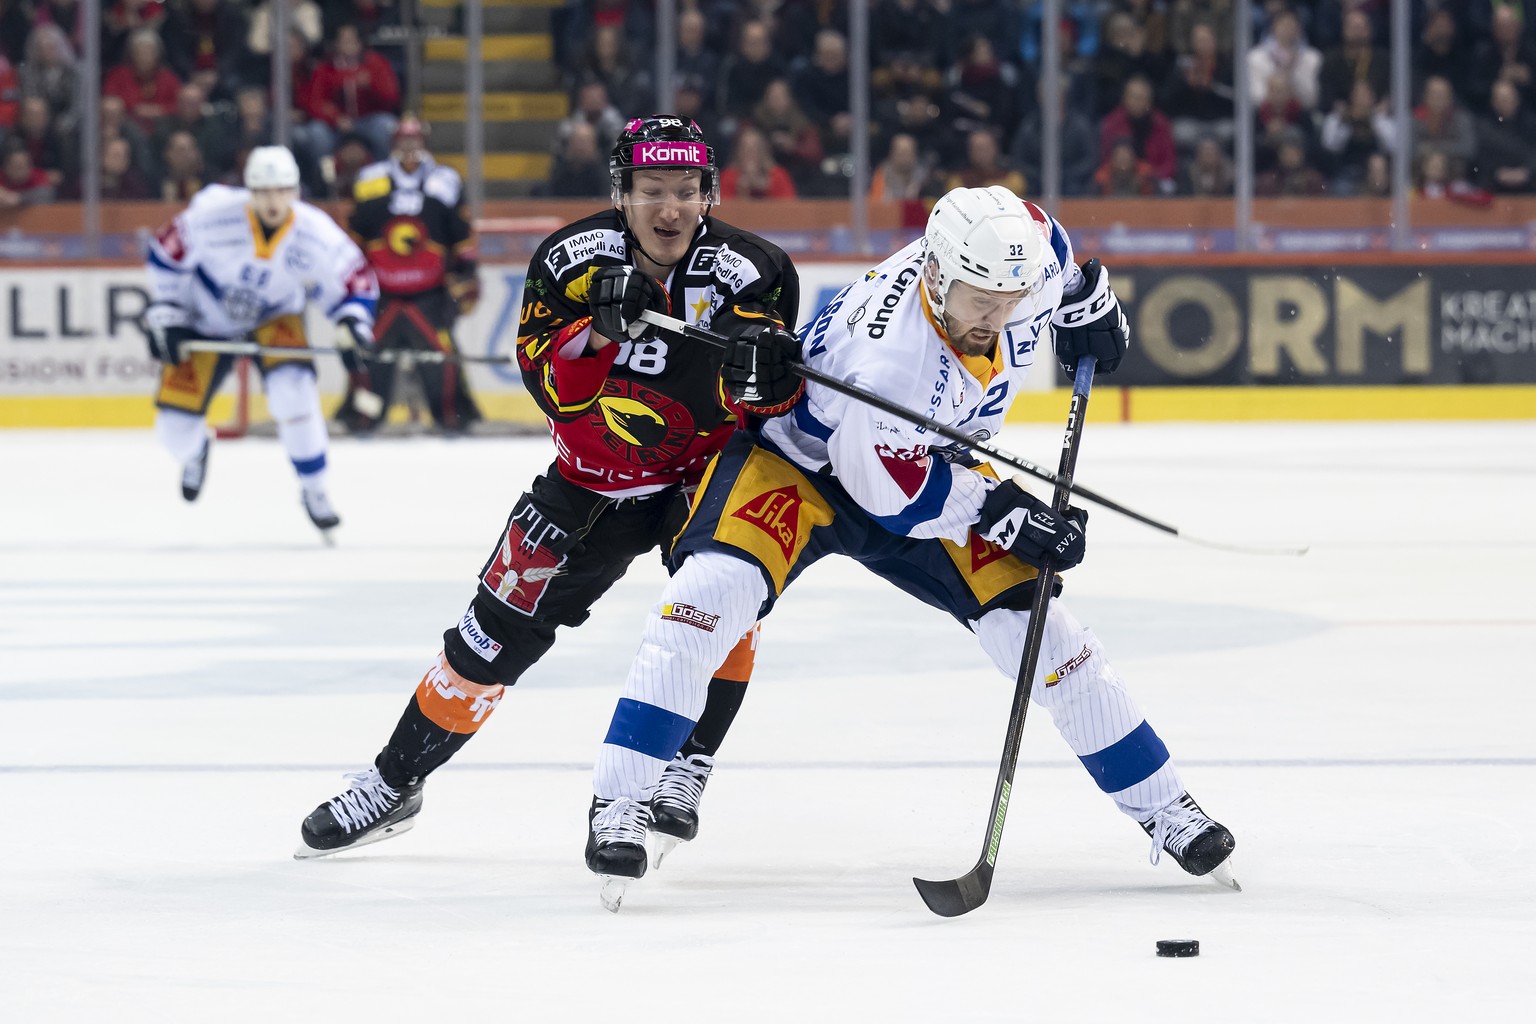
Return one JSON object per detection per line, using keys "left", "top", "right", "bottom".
{"left": 424, "top": 35, "right": 553, "bottom": 61}
{"left": 6, "top": 386, "right": 1534, "bottom": 430}
{"left": 1000, "top": 385, "right": 1536, "bottom": 423}
{"left": 438, "top": 152, "right": 553, "bottom": 180}
{"left": 421, "top": 92, "right": 568, "bottom": 122}
{"left": 421, "top": 0, "right": 560, "bottom": 7}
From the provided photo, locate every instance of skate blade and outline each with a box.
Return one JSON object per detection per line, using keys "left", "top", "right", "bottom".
{"left": 292, "top": 817, "right": 416, "bottom": 860}
{"left": 1206, "top": 857, "right": 1242, "bottom": 892}
{"left": 317, "top": 527, "right": 338, "bottom": 547}
{"left": 599, "top": 875, "right": 633, "bottom": 913}
{"left": 651, "top": 833, "right": 682, "bottom": 869}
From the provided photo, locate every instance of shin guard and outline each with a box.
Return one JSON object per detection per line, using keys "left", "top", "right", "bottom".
{"left": 378, "top": 651, "right": 504, "bottom": 785}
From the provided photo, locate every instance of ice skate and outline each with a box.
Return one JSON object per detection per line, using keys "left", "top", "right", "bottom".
{"left": 649, "top": 753, "right": 714, "bottom": 867}
{"left": 587, "top": 797, "right": 650, "bottom": 912}
{"left": 180, "top": 434, "right": 211, "bottom": 502}
{"left": 1141, "top": 792, "right": 1240, "bottom": 891}
{"left": 301, "top": 487, "right": 341, "bottom": 539}
{"left": 295, "top": 767, "right": 424, "bottom": 859}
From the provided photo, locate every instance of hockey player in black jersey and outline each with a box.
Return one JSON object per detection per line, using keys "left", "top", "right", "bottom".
{"left": 295, "top": 117, "right": 803, "bottom": 867}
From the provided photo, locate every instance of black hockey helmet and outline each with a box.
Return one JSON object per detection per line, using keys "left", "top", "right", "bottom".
{"left": 609, "top": 115, "right": 717, "bottom": 200}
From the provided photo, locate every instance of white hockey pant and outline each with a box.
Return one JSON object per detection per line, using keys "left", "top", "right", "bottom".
{"left": 264, "top": 364, "right": 330, "bottom": 489}
{"left": 973, "top": 602, "right": 1184, "bottom": 821}
{"left": 594, "top": 551, "right": 767, "bottom": 802}
{"left": 153, "top": 407, "right": 208, "bottom": 465}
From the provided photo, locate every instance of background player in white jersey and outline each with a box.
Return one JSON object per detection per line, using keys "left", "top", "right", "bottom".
{"left": 143, "top": 145, "right": 380, "bottom": 534}
{"left": 585, "top": 185, "right": 1238, "bottom": 906}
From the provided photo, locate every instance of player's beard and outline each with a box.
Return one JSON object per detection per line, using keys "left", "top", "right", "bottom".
{"left": 945, "top": 319, "right": 1000, "bottom": 358}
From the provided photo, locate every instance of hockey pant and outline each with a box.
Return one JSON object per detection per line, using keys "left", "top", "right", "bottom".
{"left": 375, "top": 467, "right": 758, "bottom": 788}
{"left": 336, "top": 290, "right": 480, "bottom": 432}
{"left": 152, "top": 315, "right": 331, "bottom": 489}
{"left": 593, "top": 436, "right": 1184, "bottom": 822}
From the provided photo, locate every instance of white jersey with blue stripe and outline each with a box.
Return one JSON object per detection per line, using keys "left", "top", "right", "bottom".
{"left": 145, "top": 184, "right": 378, "bottom": 339}
{"left": 761, "top": 204, "right": 1082, "bottom": 543}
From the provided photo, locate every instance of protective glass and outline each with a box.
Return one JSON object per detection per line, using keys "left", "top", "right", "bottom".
{"left": 943, "top": 280, "right": 1030, "bottom": 335}
{"left": 620, "top": 180, "right": 718, "bottom": 206}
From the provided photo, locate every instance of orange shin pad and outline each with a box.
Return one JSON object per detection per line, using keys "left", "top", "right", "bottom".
{"left": 713, "top": 623, "right": 762, "bottom": 684}
{"left": 414, "top": 651, "right": 505, "bottom": 734}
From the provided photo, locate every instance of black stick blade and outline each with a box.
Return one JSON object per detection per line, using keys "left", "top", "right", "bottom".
{"left": 912, "top": 863, "right": 993, "bottom": 918}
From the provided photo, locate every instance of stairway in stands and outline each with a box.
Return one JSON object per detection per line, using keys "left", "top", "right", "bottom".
{"left": 417, "top": 0, "right": 567, "bottom": 197}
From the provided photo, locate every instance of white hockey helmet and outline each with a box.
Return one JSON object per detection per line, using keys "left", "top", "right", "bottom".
{"left": 243, "top": 145, "right": 301, "bottom": 190}
{"left": 923, "top": 186, "right": 1047, "bottom": 319}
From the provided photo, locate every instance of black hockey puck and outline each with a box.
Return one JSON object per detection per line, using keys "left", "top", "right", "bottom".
{"left": 1156, "top": 940, "right": 1200, "bottom": 958}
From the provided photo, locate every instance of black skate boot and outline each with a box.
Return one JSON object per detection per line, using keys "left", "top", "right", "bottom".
{"left": 181, "top": 435, "right": 211, "bottom": 502}
{"left": 295, "top": 767, "right": 424, "bottom": 859}
{"left": 302, "top": 488, "right": 341, "bottom": 534}
{"left": 1141, "top": 792, "right": 1240, "bottom": 891}
{"left": 587, "top": 797, "right": 650, "bottom": 912}
{"left": 649, "top": 753, "right": 714, "bottom": 866}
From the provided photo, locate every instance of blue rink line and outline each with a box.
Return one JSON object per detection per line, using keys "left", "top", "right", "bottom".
{"left": 2, "top": 757, "right": 1535, "bottom": 775}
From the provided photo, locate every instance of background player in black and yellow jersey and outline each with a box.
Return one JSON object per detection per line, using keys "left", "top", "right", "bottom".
{"left": 295, "top": 117, "right": 803, "bottom": 863}
{"left": 335, "top": 117, "right": 482, "bottom": 434}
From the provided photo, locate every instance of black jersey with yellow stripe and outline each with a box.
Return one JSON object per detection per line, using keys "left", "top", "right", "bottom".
{"left": 516, "top": 209, "right": 799, "bottom": 496}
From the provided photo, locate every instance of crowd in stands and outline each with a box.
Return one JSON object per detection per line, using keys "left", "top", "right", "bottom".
{"left": 3, "top": 0, "right": 1536, "bottom": 208}
{"left": 547, "top": 0, "right": 1536, "bottom": 208}
{"left": 0, "top": 0, "right": 405, "bottom": 206}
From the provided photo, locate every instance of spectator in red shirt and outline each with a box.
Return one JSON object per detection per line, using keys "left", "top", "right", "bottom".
{"left": 1098, "top": 74, "right": 1176, "bottom": 187}
{"left": 0, "top": 142, "right": 56, "bottom": 207}
{"left": 718, "top": 124, "right": 797, "bottom": 199}
{"left": 297, "top": 22, "right": 400, "bottom": 159}
{"left": 1094, "top": 137, "right": 1158, "bottom": 196}
{"left": 103, "top": 27, "right": 183, "bottom": 132}
{"left": 104, "top": 0, "right": 168, "bottom": 66}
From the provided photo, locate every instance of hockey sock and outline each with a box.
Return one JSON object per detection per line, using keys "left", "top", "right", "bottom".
{"left": 593, "top": 552, "right": 767, "bottom": 801}
{"left": 377, "top": 651, "right": 505, "bottom": 786}
{"left": 975, "top": 600, "right": 1185, "bottom": 820}
{"left": 680, "top": 623, "right": 759, "bottom": 757}
{"left": 154, "top": 408, "right": 209, "bottom": 465}
{"left": 265, "top": 365, "right": 330, "bottom": 490}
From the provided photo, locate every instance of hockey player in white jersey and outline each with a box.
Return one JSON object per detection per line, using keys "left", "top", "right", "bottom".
{"left": 143, "top": 145, "right": 380, "bottom": 534}
{"left": 586, "top": 185, "right": 1237, "bottom": 908}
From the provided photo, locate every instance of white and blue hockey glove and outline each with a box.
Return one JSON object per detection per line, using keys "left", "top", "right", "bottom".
{"left": 1053, "top": 257, "right": 1129, "bottom": 376}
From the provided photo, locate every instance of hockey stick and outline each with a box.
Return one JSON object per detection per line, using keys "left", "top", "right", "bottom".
{"left": 912, "top": 357, "right": 1096, "bottom": 917}
{"left": 182, "top": 340, "right": 515, "bottom": 365}
{"left": 636, "top": 309, "right": 1305, "bottom": 557}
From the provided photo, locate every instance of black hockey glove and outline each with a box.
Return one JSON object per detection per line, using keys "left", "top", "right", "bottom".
{"left": 1053, "top": 257, "right": 1129, "bottom": 376}
{"left": 148, "top": 326, "right": 198, "bottom": 365}
{"left": 335, "top": 317, "right": 376, "bottom": 355}
{"left": 975, "top": 478, "right": 1088, "bottom": 570}
{"left": 721, "top": 321, "right": 804, "bottom": 414}
{"left": 589, "top": 265, "right": 667, "bottom": 342}
{"left": 143, "top": 303, "right": 197, "bottom": 364}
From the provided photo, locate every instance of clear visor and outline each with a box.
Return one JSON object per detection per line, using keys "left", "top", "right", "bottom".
{"left": 942, "top": 279, "right": 1030, "bottom": 335}
{"left": 619, "top": 169, "right": 716, "bottom": 206}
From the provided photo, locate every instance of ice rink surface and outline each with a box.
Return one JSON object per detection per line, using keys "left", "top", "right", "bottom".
{"left": 1, "top": 419, "right": 1532, "bottom": 1022}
